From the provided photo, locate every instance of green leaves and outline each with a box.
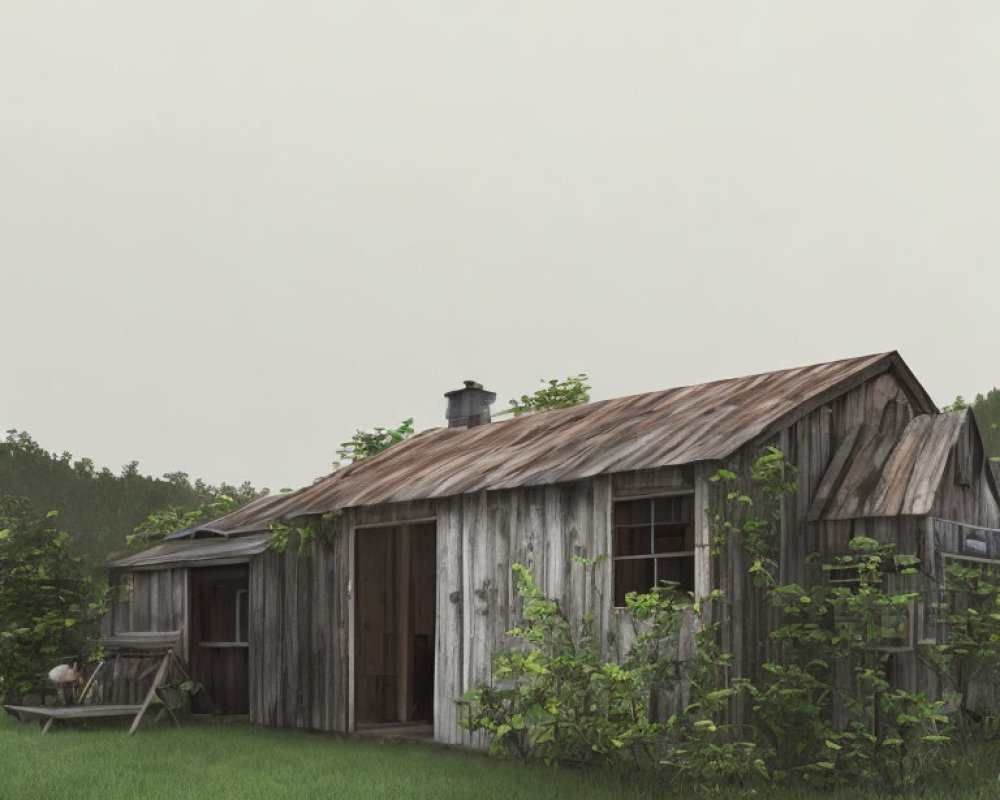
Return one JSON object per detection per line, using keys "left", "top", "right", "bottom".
{"left": 459, "top": 562, "right": 667, "bottom": 767}
{"left": 0, "top": 495, "right": 105, "bottom": 703}
{"left": 708, "top": 447, "right": 795, "bottom": 582}
{"left": 506, "top": 375, "right": 591, "bottom": 417}
{"left": 128, "top": 489, "right": 259, "bottom": 549}
{"left": 335, "top": 418, "right": 415, "bottom": 465}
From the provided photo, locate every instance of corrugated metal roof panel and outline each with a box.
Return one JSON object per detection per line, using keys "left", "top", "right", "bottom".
{"left": 107, "top": 534, "right": 271, "bottom": 569}
{"left": 188, "top": 352, "right": 932, "bottom": 535}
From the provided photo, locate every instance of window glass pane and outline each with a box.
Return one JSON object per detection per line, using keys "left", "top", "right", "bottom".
{"left": 656, "top": 556, "right": 695, "bottom": 594}
{"left": 614, "top": 500, "right": 634, "bottom": 526}
{"left": 654, "top": 496, "right": 694, "bottom": 523}
{"left": 615, "top": 499, "right": 651, "bottom": 525}
{"left": 615, "top": 526, "right": 652, "bottom": 557}
{"left": 614, "top": 558, "right": 655, "bottom": 607}
{"left": 653, "top": 523, "right": 693, "bottom": 554}
{"left": 652, "top": 497, "right": 673, "bottom": 522}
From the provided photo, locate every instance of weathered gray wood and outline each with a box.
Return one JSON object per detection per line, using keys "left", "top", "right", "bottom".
{"left": 595, "top": 476, "right": 615, "bottom": 655}
{"left": 693, "top": 463, "right": 715, "bottom": 599}
{"left": 310, "top": 538, "right": 326, "bottom": 731}
{"left": 128, "top": 652, "right": 172, "bottom": 735}
{"left": 100, "top": 631, "right": 181, "bottom": 650}
{"left": 612, "top": 466, "right": 693, "bottom": 498}
{"left": 435, "top": 497, "right": 463, "bottom": 745}
{"left": 282, "top": 547, "right": 298, "bottom": 727}
{"left": 248, "top": 557, "right": 263, "bottom": 725}
{"left": 4, "top": 704, "right": 144, "bottom": 723}
{"left": 471, "top": 492, "right": 491, "bottom": 749}
{"left": 807, "top": 424, "right": 862, "bottom": 521}
{"left": 346, "top": 513, "right": 357, "bottom": 731}
{"left": 460, "top": 494, "right": 474, "bottom": 728}
{"left": 130, "top": 573, "right": 151, "bottom": 632}
{"left": 263, "top": 550, "right": 281, "bottom": 725}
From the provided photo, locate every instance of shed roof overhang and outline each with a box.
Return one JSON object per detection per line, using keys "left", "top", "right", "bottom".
{"left": 107, "top": 534, "right": 271, "bottom": 570}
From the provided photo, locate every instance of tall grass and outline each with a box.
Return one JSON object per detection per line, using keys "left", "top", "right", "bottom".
{"left": 1, "top": 715, "right": 999, "bottom": 799}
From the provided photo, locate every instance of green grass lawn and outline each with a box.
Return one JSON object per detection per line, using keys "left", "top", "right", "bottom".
{"left": 2, "top": 714, "right": 1000, "bottom": 800}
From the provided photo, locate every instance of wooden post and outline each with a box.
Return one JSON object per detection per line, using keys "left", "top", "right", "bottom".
{"left": 128, "top": 652, "right": 171, "bottom": 736}
{"left": 397, "top": 525, "right": 411, "bottom": 723}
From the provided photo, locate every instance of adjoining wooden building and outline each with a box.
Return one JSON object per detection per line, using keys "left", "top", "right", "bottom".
{"left": 104, "top": 352, "right": 1000, "bottom": 745}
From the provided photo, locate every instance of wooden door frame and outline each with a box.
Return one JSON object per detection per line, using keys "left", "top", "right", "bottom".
{"left": 350, "top": 520, "right": 436, "bottom": 730}
{"left": 187, "top": 563, "right": 251, "bottom": 715}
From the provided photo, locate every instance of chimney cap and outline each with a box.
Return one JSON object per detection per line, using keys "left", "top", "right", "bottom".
{"left": 445, "top": 379, "right": 484, "bottom": 397}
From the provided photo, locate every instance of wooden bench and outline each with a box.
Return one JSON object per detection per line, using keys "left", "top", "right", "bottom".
{"left": 3, "top": 632, "right": 214, "bottom": 735}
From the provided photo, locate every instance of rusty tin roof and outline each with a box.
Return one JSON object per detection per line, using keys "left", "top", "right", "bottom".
{"left": 179, "top": 351, "right": 933, "bottom": 537}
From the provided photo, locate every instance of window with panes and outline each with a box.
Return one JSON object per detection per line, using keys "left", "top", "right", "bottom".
{"left": 613, "top": 494, "right": 695, "bottom": 606}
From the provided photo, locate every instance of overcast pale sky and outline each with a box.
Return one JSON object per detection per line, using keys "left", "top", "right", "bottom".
{"left": 2, "top": 2, "right": 998, "bottom": 491}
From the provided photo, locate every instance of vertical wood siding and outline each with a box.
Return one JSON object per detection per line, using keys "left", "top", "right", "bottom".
{"left": 100, "top": 568, "right": 189, "bottom": 704}
{"left": 248, "top": 526, "right": 351, "bottom": 731}
{"left": 105, "top": 567, "right": 189, "bottom": 660}
{"left": 433, "top": 468, "right": 693, "bottom": 746}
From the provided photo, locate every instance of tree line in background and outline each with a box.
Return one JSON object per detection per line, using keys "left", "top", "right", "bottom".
{"left": 0, "top": 430, "right": 262, "bottom": 573}
{"left": 947, "top": 390, "right": 1000, "bottom": 466}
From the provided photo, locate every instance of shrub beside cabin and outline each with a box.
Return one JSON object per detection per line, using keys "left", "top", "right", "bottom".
{"left": 104, "top": 353, "right": 1000, "bottom": 745}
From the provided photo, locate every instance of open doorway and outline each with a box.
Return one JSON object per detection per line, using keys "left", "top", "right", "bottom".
{"left": 354, "top": 522, "right": 436, "bottom": 728}
{"left": 188, "top": 565, "right": 249, "bottom": 715}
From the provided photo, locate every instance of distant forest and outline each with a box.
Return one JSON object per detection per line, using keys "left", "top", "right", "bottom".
{"left": 969, "top": 389, "right": 1000, "bottom": 461}
{"left": 1, "top": 385, "right": 998, "bottom": 577}
{"left": 0, "top": 429, "right": 262, "bottom": 574}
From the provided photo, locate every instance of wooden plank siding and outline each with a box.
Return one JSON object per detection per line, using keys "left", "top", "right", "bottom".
{"left": 106, "top": 567, "right": 188, "bottom": 656}
{"left": 423, "top": 469, "right": 694, "bottom": 746}
{"left": 100, "top": 567, "right": 189, "bottom": 706}
{"left": 247, "top": 521, "right": 351, "bottom": 732}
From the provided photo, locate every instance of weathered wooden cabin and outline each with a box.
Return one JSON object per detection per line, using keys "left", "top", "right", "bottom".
{"left": 104, "top": 352, "right": 1000, "bottom": 745}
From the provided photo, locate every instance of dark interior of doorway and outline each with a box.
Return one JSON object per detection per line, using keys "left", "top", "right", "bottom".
{"left": 355, "top": 522, "right": 436, "bottom": 727}
{"left": 189, "top": 564, "right": 249, "bottom": 715}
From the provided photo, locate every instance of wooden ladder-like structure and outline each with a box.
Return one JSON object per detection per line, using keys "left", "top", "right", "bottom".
{"left": 3, "top": 631, "right": 217, "bottom": 735}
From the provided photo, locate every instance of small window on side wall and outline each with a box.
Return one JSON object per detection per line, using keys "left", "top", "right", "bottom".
{"left": 613, "top": 494, "right": 695, "bottom": 607}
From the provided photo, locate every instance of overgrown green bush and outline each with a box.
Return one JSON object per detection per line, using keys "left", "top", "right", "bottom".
{"left": 739, "top": 538, "right": 950, "bottom": 790}
{"left": 462, "top": 447, "right": 996, "bottom": 794}
{"left": 711, "top": 452, "right": 950, "bottom": 791}
{"left": 458, "top": 564, "right": 667, "bottom": 766}
{"left": 932, "top": 559, "right": 1000, "bottom": 736}
{"left": 0, "top": 496, "right": 104, "bottom": 703}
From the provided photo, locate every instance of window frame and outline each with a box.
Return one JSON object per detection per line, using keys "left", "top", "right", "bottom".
{"left": 612, "top": 491, "right": 696, "bottom": 607}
